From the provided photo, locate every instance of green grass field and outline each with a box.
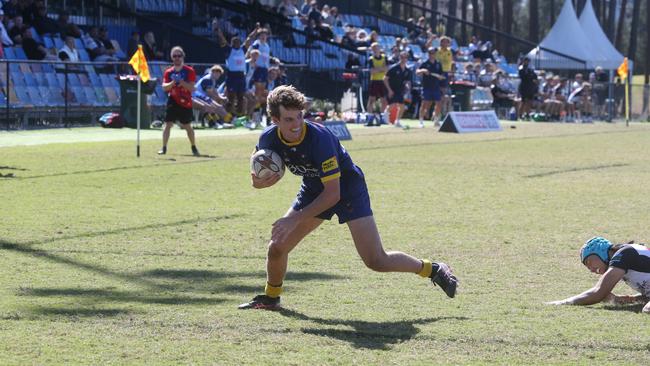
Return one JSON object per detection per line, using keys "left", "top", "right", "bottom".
{"left": 1, "top": 121, "right": 649, "bottom": 364}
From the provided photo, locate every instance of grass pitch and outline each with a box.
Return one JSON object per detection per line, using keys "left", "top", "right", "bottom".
{"left": 1, "top": 121, "right": 649, "bottom": 364}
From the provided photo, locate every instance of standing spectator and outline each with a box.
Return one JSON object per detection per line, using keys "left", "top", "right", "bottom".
{"left": 2, "top": 0, "right": 20, "bottom": 19}
{"left": 126, "top": 31, "right": 140, "bottom": 59}
{"left": 217, "top": 27, "right": 257, "bottom": 117}
{"left": 326, "top": 6, "right": 342, "bottom": 27}
{"left": 142, "top": 31, "right": 163, "bottom": 60}
{"left": 383, "top": 51, "right": 412, "bottom": 128}
{"left": 159, "top": 46, "right": 200, "bottom": 156}
{"left": 436, "top": 36, "right": 453, "bottom": 116}
{"left": 57, "top": 11, "right": 81, "bottom": 38}
{"left": 21, "top": 27, "right": 56, "bottom": 60}
{"left": 366, "top": 42, "right": 389, "bottom": 125}
{"left": 0, "top": 10, "right": 14, "bottom": 47}
{"left": 517, "top": 57, "right": 537, "bottom": 119}
{"left": 248, "top": 27, "right": 272, "bottom": 112}
{"left": 416, "top": 47, "right": 445, "bottom": 127}
{"left": 593, "top": 66, "right": 608, "bottom": 118}
{"left": 32, "top": 3, "right": 60, "bottom": 35}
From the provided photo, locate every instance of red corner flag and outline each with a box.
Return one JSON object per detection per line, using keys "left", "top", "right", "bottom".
{"left": 129, "top": 45, "right": 150, "bottom": 83}
{"left": 617, "top": 57, "right": 628, "bottom": 81}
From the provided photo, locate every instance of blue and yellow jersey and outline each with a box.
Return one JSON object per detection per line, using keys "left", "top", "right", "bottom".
{"left": 256, "top": 121, "right": 366, "bottom": 198}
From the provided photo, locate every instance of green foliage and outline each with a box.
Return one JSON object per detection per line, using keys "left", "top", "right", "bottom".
{"left": 1, "top": 121, "right": 650, "bottom": 364}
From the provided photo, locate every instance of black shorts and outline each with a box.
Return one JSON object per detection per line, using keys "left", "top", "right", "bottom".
{"left": 165, "top": 101, "right": 193, "bottom": 124}
{"left": 388, "top": 91, "right": 404, "bottom": 104}
{"left": 369, "top": 80, "right": 387, "bottom": 98}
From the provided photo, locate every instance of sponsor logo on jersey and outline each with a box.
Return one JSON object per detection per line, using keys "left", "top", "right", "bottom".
{"left": 321, "top": 157, "right": 338, "bottom": 173}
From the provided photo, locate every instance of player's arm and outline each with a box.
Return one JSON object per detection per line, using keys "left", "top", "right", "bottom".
{"left": 179, "top": 79, "right": 195, "bottom": 93}
{"left": 293, "top": 178, "right": 340, "bottom": 222}
{"left": 207, "top": 88, "right": 226, "bottom": 104}
{"left": 415, "top": 67, "right": 429, "bottom": 76}
{"left": 383, "top": 74, "right": 393, "bottom": 96}
{"left": 546, "top": 267, "right": 625, "bottom": 306}
{"left": 162, "top": 76, "right": 174, "bottom": 92}
{"left": 271, "top": 178, "right": 340, "bottom": 243}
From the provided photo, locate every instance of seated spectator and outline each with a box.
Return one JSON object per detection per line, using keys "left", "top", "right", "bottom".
{"left": 58, "top": 36, "right": 80, "bottom": 62}
{"left": 278, "top": 0, "right": 299, "bottom": 18}
{"left": 477, "top": 62, "right": 496, "bottom": 87}
{"left": 567, "top": 81, "right": 593, "bottom": 122}
{"left": 57, "top": 11, "right": 82, "bottom": 38}
{"left": 82, "top": 26, "right": 118, "bottom": 62}
{"left": 126, "top": 31, "right": 140, "bottom": 59}
{"left": 32, "top": 3, "right": 60, "bottom": 35}
{"left": 461, "top": 63, "right": 477, "bottom": 83}
{"left": 8, "top": 15, "right": 27, "bottom": 45}
{"left": 21, "top": 27, "right": 57, "bottom": 60}
{"left": 387, "top": 45, "right": 400, "bottom": 64}
{"left": 340, "top": 29, "right": 357, "bottom": 49}
{"left": 192, "top": 65, "right": 233, "bottom": 129}
{"left": 307, "top": 1, "right": 322, "bottom": 24}
{"left": 142, "top": 31, "right": 163, "bottom": 60}
{"left": 320, "top": 4, "right": 331, "bottom": 24}
{"left": 0, "top": 10, "right": 14, "bottom": 47}
{"left": 356, "top": 30, "right": 370, "bottom": 50}
{"left": 97, "top": 26, "right": 120, "bottom": 59}
{"left": 490, "top": 72, "right": 516, "bottom": 111}
{"left": 327, "top": 6, "right": 342, "bottom": 27}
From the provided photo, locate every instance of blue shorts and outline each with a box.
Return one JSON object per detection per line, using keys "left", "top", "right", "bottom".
{"left": 293, "top": 186, "right": 373, "bottom": 224}
{"left": 226, "top": 71, "right": 246, "bottom": 93}
{"left": 422, "top": 87, "right": 442, "bottom": 102}
{"left": 440, "top": 72, "right": 449, "bottom": 88}
{"left": 251, "top": 67, "right": 268, "bottom": 84}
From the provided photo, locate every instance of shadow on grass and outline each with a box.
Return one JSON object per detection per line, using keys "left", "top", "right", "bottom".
{"left": 30, "top": 307, "right": 132, "bottom": 318}
{"left": 524, "top": 163, "right": 630, "bottom": 178}
{"left": 19, "top": 287, "right": 225, "bottom": 306}
{"left": 6, "top": 158, "right": 214, "bottom": 180}
{"left": 140, "top": 269, "right": 345, "bottom": 282}
{"left": 278, "top": 308, "right": 469, "bottom": 350}
{"left": 0, "top": 173, "right": 16, "bottom": 178}
{"left": 600, "top": 303, "right": 646, "bottom": 313}
{"left": 0, "top": 165, "right": 28, "bottom": 170}
{"left": 17, "top": 214, "right": 243, "bottom": 246}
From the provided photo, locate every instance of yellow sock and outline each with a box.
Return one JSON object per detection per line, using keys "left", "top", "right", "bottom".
{"left": 265, "top": 282, "right": 283, "bottom": 298}
{"left": 417, "top": 259, "right": 433, "bottom": 277}
{"left": 224, "top": 112, "right": 233, "bottom": 123}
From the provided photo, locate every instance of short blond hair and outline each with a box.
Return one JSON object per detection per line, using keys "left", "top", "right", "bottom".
{"left": 210, "top": 65, "right": 224, "bottom": 73}
{"left": 266, "top": 85, "right": 306, "bottom": 119}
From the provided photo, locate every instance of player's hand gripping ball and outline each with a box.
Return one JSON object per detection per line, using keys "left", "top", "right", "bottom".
{"left": 250, "top": 149, "right": 285, "bottom": 180}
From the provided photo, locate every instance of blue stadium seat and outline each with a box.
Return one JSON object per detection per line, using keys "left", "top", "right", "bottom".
{"left": 26, "top": 86, "right": 46, "bottom": 106}
{"left": 94, "top": 87, "right": 109, "bottom": 106}
{"left": 23, "top": 72, "right": 38, "bottom": 87}
{"left": 45, "top": 73, "right": 59, "bottom": 87}
{"left": 39, "top": 86, "right": 65, "bottom": 107}
{"left": 87, "top": 72, "right": 100, "bottom": 85}
{"left": 67, "top": 73, "right": 81, "bottom": 87}
{"left": 42, "top": 36, "right": 54, "bottom": 49}
{"left": 53, "top": 37, "right": 64, "bottom": 50}
{"left": 78, "top": 48, "right": 91, "bottom": 62}
{"left": 71, "top": 88, "right": 87, "bottom": 105}
{"left": 78, "top": 74, "right": 90, "bottom": 87}
{"left": 83, "top": 86, "right": 100, "bottom": 106}
{"left": 11, "top": 72, "right": 25, "bottom": 86}
{"left": 14, "top": 47, "right": 27, "bottom": 60}
{"left": 4, "top": 47, "right": 16, "bottom": 59}
{"left": 13, "top": 86, "right": 33, "bottom": 107}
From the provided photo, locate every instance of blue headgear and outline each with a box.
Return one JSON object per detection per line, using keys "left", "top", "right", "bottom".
{"left": 580, "top": 237, "right": 612, "bottom": 264}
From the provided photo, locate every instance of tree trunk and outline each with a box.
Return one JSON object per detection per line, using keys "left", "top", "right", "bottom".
{"left": 550, "top": 0, "right": 556, "bottom": 25}
{"left": 493, "top": 0, "right": 501, "bottom": 51}
{"left": 577, "top": 0, "right": 586, "bottom": 14}
{"left": 592, "top": 0, "right": 599, "bottom": 19}
{"left": 646, "top": 0, "right": 650, "bottom": 84}
{"left": 448, "top": 0, "right": 457, "bottom": 38}
{"left": 471, "top": 0, "right": 480, "bottom": 37}
{"left": 615, "top": 0, "right": 628, "bottom": 50}
{"left": 461, "top": 0, "right": 468, "bottom": 44}
{"left": 529, "top": 0, "right": 539, "bottom": 42}
{"left": 628, "top": 0, "right": 641, "bottom": 60}
{"left": 607, "top": 0, "right": 617, "bottom": 41}
{"left": 503, "top": 0, "right": 513, "bottom": 59}
{"left": 483, "top": 0, "right": 493, "bottom": 40}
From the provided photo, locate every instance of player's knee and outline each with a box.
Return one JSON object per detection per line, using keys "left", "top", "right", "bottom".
{"left": 643, "top": 301, "right": 650, "bottom": 314}
{"left": 361, "top": 254, "right": 389, "bottom": 272}
{"left": 267, "top": 241, "right": 287, "bottom": 259}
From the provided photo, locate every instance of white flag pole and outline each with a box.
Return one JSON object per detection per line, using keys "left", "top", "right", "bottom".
{"left": 137, "top": 75, "right": 141, "bottom": 157}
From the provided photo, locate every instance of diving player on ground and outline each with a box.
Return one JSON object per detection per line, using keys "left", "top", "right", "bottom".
{"left": 239, "top": 85, "right": 458, "bottom": 310}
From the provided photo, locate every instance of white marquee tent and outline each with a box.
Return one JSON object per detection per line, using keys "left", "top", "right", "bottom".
{"left": 527, "top": 0, "right": 624, "bottom": 70}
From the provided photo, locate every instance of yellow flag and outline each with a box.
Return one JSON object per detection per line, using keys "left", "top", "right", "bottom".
{"left": 617, "top": 57, "right": 628, "bottom": 81}
{"left": 128, "top": 45, "right": 150, "bottom": 83}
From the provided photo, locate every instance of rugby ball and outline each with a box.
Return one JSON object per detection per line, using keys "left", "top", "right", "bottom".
{"left": 250, "top": 149, "right": 285, "bottom": 179}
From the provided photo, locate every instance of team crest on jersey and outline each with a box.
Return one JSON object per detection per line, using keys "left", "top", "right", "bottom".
{"left": 322, "top": 157, "right": 338, "bottom": 173}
